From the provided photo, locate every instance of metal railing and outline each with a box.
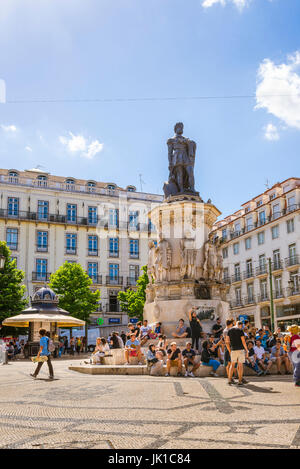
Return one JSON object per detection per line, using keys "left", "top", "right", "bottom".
{"left": 129, "top": 252, "right": 139, "bottom": 259}
{"left": 106, "top": 276, "right": 123, "bottom": 286}
{"left": 32, "top": 272, "right": 51, "bottom": 281}
{"left": 231, "top": 273, "right": 242, "bottom": 283}
{"left": 127, "top": 276, "right": 139, "bottom": 286}
{"left": 65, "top": 247, "right": 77, "bottom": 255}
{"left": 87, "top": 249, "right": 98, "bottom": 256}
{"left": 285, "top": 255, "right": 299, "bottom": 267}
{"left": 6, "top": 243, "right": 18, "bottom": 251}
{"left": 257, "top": 293, "right": 270, "bottom": 302}
{"left": 243, "top": 270, "right": 254, "bottom": 280}
{"left": 88, "top": 275, "right": 102, "bottom": 285}
{"left": 256, "top": 265, "right": 268, "bottom": 276}
{"left": 36, "top": 244, "right": 48, "bottom": 252}
{"left": 243, "top": 295, "right": 255, "bottom": 305}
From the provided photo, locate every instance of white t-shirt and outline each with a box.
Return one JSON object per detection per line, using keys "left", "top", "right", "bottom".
{"left": 140, "top": 325, "right": 151, "bottom": 337}
{"left": 253, "top": 345, "right": 265, "bottom": 360}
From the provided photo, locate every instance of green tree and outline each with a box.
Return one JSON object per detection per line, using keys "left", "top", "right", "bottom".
{"left": 49, "top": 262, "right": 100, "bottom": 323}
{"left": 0, "top": 241, "right": 28, "bottom": 336}
{"left": 118, "top": 266, "right": 150, "bottom": 321}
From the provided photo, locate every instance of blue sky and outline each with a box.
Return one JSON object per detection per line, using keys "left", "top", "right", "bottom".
{"left": 0, "top": 0, "right": 300, "bottom": 218}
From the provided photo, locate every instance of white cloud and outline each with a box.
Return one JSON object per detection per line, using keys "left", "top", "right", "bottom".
{"left": 1, "top": 124, "right": 17, "bottom": 132}
{"left": 202, "top": 0, "right": 249, "bottom": 10}
{"left": 256, "top": 51, "right": 300, "bottom": 130}
{"left": 25, "top": 145, "right": 32, "bottom": 152}
{"left": 83, "top": 140, "right": 104, "bottom": 160}
{"left": 59, "top": 132, "right": 104, "bottom": 159}
{"left": 264, "top": 123, "right": 279, "bottom": 141}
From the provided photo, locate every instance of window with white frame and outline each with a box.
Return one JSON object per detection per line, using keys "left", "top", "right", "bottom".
{"left": 222, "top": 247, "right": 228, "bottom": 259}
{"left": 233, "top": 242, "right": 239, "bottom": 255}
{"left": 6, "top": 228, "right": 18, "bottom": 250}
{"left": 271, "top": 225, "right": 279, "bottom": 239}
{"left": 245, "top": 237, "right": 251, "bottom": 250}
{"left": 286, "top": 218, "right": 294, "bottom": 233}
{"left": 257, "top": 231, "right": 265, "bottom": 245}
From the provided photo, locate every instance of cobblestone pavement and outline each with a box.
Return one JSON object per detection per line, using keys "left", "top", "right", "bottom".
{"left": 1, "top": 359, "right": 299, "bottom": 449}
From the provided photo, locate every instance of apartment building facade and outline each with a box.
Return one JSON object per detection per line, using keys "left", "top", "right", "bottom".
{"left": 0, "top": 167, "right": 162, "bottom": 326}
{"left": 211, "top": 178, "right": 300, "bottom": 331}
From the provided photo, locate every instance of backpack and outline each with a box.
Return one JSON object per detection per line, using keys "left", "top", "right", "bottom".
{"left": 48, "top": 339, "right": 56, "bottom": 353}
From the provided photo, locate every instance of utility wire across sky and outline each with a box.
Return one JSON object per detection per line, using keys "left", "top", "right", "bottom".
{"left": 4, "top": 93, "right": 300, "bottom": 104}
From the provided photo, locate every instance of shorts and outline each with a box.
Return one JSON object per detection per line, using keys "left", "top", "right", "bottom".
{"left": 170, "top": 359, "right": 180, "bottom": 366}
{"left": 230, "top": 350, "right": 245, "bottom": 364}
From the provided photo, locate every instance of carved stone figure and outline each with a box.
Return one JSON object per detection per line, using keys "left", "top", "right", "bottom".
{"left": 180, "top": 238, "right": 197, "bottom": 279}
{"left": 203, "top": 240, "right": 217, "bottom": 280}
{"left": 147, "top": 241, "right": 158, "bottom": 281}
{"left": 164, "top": 122, "right": 197, "bottom": 197}
{"left": 156, "top": 234, "right": 172, "bottom": 282}
{"left": 215, "top": 248, "right": 224, "bottom": 283}
{"left": 145, "top": 283, "right": 155, "bottom": 304}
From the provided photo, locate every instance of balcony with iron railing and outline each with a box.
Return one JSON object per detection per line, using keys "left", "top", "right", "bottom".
{"left": 65, "top": 247, "right": 77, "bottom": 255}
{"left": 106, "top": 276, "right": 123, "bottom": 286}
{"left": 218, "top": 204, "right": 300, "bottom": 243}
{"left": 129, "top": 251, "right": 139, "bottom": 259}
{"left": 273, "top": 289, "right": 285, "bottom": 300}
{"left": 32, "top": 272, "right": 51, "bottom": 282}
{"left": 288, "top": 285, "right": 300, "bottom": 296}
{"left": 257, "top": 292, "right": 270, "bottom": 302}
{"left": 243, "top": 270, "right": 254, "bottom": 280}
{"left": 230, "top": 298, "right": 244, "bottom": 309}
{"left": 223, "top": 276, "right": 231, "bottom": 285}
{"left": 87, "top": 248, "right": 98, "bottom": 257}
{"left": 243, "top": 295, "right": 256, "bottom": 305}
{"left": 127, "top": 276, "right": 139, "bottom": 287}
{"left": 271, "top": 260, "right": 283, "bottom": 271}
{"left": 6, "top": 242, "right": 18, "bottom": 251}
{"left": 88, "top": 274, "right": 102, "bottom": 285}
{"left": 256, "top": 265, "right": 268, "bottom": 276}
{"left": 285, "top": 255, "right": 299, "bottom": 268}
{"left": 108, "top": 251, "right": 119, "bottom": 258}
{"left": 231, "top": 273, "right": 242, "bottom": 283}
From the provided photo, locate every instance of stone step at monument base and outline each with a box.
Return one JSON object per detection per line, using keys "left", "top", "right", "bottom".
{"left": 69, "top": 362, "right": 284, "bottom": 377}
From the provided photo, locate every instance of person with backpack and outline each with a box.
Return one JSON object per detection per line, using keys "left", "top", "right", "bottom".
{"left": 30, "top": 329, "right": 54, "bottom": 380}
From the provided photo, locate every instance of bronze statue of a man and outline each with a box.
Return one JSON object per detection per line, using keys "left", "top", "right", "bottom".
{"left": 166, "top": 122, "right": 196, "bottom": 196}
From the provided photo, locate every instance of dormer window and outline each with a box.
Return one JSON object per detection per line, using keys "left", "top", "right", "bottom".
{"left": 127, "top": 186, "right": 136, "bottom": 193}
{"left": 245, "top": 206, "right": 250, "bottom": 213}
{"left": 8, "top": 171, "right": 19, "bottom": 183}
{"left": 37, "top": 175, "right": 48, "bottom": 187}
{"left": 270, "top": 193, "right": 276, "bottom": 200}
{"left": 107, "top": 184, "right": 116, "bottom": 191}
{"left": 87, "top": 181, "right": 96, "bottom": 192}
{"left": 65, "top": 179, "right": 75, "bottom": 191}
{"left": 256, "top": 200, "right": 262, "bottom": 207}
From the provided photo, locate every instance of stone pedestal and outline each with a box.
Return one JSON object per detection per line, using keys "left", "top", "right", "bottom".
{"left": 144, "top": 199, "right": 230, "bottom": 336}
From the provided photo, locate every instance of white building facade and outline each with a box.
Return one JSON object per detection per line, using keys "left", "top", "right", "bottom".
{"left": 211, "top": 178, "right": 300, "bottom": 331}
{"left": 0, "top": 168, "right": 162, "bottom": 329}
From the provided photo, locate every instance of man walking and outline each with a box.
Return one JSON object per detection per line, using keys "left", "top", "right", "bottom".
{"left": 226, "top": 321, "right": 248, "bottom": 386}
{"left": 30, "top": 328, "right": 54, "bottom": 380}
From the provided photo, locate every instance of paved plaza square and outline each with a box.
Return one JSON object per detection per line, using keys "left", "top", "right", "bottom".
{"left": 0, "top": 359, "right": 299, "bottom": 450}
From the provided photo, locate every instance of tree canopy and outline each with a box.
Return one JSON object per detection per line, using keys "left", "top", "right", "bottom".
{"left": 118, "top": 265, "right": 150, "bottom": 321}
{"left": 49, "top": 262, "right": 100, "bottom": 323}
{"left": 0, "top": 241, "right": 28, "bottom": 335}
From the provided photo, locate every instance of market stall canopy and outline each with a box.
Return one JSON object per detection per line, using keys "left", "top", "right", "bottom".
{"left": 2, "top": 286, "right": 85, "bottom": 328}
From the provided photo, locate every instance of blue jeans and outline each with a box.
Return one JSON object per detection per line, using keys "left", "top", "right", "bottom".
{"left": 246, "top": 360, "right": 260, "bottom": 374}
{"left": 203, "top": 359, "right": 220, "bottom": 371}
{"left": 289, "top": 351, "right": 300, "bottom": 383}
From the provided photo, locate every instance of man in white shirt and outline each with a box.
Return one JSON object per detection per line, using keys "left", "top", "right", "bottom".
{"left": 254, "top": 339, "right": 272, "bottom": 375}
{"left": 140, "top": 320, "right": 152, "bottom": 345}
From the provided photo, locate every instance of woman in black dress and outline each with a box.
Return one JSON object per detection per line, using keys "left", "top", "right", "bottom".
{"left": 189, "top": 309, "right": 202, "bottom": 353}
